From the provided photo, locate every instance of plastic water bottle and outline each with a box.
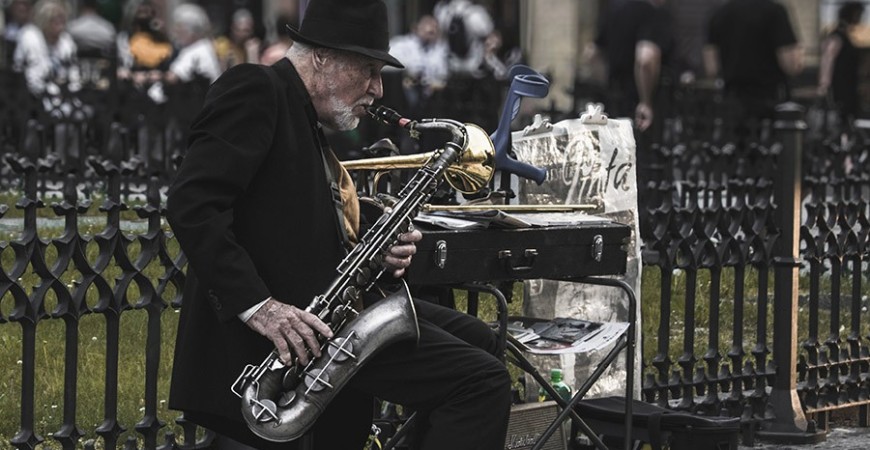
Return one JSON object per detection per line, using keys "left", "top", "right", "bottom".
{"left": 538, "top": 368, "right": 572, "bottom": 402}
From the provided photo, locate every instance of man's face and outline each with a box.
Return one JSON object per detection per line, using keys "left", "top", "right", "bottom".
{"left": 231, "top": 17, "right": 254, "bottom": 43}
{"left": 317, "top": 50, "right": 385, "bottom": 131}
{"left": 416, "top": 17, "right": 438, "bottom": 45}
{"left": 11, "top": 0, "right": 31, "bottom": 23}
{"left": 45, "top": 12, "right": 66, "bottom": 39}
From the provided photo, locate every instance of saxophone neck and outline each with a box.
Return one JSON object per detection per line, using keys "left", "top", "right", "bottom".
{"left": 366, "top": 105, "right": 468, "bottom": 150}
{"left": 416, "top": 118, "right": 468, "bottom": 150}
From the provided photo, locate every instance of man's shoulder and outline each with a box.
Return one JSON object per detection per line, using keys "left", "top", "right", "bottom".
{"left": 215, "top": 63, "right": 272, "bottom": 85}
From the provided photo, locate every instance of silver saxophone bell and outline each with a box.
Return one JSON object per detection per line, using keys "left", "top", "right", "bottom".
{"left": 233, "top": 283, "right": 419, "bottom": 442}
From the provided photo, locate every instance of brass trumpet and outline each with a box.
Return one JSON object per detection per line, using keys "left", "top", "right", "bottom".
{"left": 341, "top": 123, "right": 495, "bottom": 194}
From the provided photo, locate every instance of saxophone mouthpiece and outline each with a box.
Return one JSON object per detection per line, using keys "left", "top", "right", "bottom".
{"left": 366, "top": 105, "right": 414, "bottom": 129}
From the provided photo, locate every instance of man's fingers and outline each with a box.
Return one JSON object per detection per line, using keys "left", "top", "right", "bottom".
{"left": 249, "top": 303, "right": 334, "bottom": 366}
{"left": 398, "top": 229, "right": 422, "bottom": 243}
{"left": 273, "top": 335, "right": 293, "bottom": 365}
{"left": 298, "top": 310, "right": 334, "bottom": 338}
{"left": 384, "top": 253, "right": 413, "bottom": 269}
{"left": 284, "top": 329, "right": 310, "bottom": 365}
{"left": 388, "top": 243, "right": 417, "bottom": 258}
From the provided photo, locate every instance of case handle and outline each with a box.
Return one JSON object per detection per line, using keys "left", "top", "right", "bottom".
{"left": 498, "top": 249, "right": 538, "bottom": 275}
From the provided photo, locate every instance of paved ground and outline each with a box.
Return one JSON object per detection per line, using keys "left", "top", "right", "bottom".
{"left": 741, "top": 428, "right": 870, "bottom": 449}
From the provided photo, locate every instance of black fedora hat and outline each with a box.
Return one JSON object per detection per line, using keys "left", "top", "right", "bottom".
{"left": 286, "top": 0, "right": 404, "bottom": 68}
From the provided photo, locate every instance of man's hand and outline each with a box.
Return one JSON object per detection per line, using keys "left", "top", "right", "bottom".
{"left": 383, "top": 227, "right": 422, "bottom": 277}
{"left": 245, "top": 298, "right": 333, "bottom": 365}
{"left": 635, "top": 102, "right": 654, "bottom": 132}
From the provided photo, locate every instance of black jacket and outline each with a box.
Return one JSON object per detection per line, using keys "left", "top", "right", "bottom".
{"left": 166, "top": 58, "right": 346, "bottom": 420}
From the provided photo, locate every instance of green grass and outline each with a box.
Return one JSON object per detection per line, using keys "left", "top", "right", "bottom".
{"left": 640, "top": 263, "right": 870, "bottom": 375}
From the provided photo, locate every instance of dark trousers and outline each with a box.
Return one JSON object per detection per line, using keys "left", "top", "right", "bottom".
{"left": 195, "top": 299, "right": 512, "bottom": 450}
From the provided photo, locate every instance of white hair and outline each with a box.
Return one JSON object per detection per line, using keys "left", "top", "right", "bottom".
{"left": 286, "top": 41, "right": 312, "bottom": 59}
{"left": 287, "top": 41, "right": 362, "bottom": 131}
{"left": 232, "top": 8, "right": 254, "bottom": 25}
{"left": 172, "top": 3, "right": 211, "bottom": 39}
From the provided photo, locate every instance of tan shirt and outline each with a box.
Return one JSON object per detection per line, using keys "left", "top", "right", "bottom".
{"left": 325, "top": 149, "right": 360, "bottom": 246}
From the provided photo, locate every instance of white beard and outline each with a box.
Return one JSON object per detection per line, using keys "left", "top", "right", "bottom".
{"left": 327, "top": 95, "right": 359, "bottom": 130}
{"left": 324, "top": 74, "right": 360, "bottom": 131}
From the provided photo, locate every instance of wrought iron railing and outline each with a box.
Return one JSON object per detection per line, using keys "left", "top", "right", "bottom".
{"left": 641, "top": 101, "right": 870, "bottom": 442}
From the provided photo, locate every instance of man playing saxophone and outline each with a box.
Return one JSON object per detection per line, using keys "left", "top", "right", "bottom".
{"left": 165, "top": 1, "right": 511, "bottom": 449}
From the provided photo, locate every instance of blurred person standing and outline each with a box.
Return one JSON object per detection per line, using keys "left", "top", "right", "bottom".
{"left": 66, "top": 0, "right": 114, "bottom": 57}
{"left": 3, "top": 0, "right": 32, "bottom": 67}
{"left": 586, "top": 0, "right": 672, "bottom": 132}
{"left": 704, "top": 0, "right": 803, "bottom": 122}
{"left": 818, "top": 1, "right": 866, "bottom": 123}
{"left": 165, "top": 3, "right": 220, "bottom": 84}
{"left": 388, "top": 14, "right": 448, "bottom": 117}
{"left": 12, "top": 0, "right": 79, "bottom": 94}
{"left": 213, "top": 8, "right": 260, "bottom": 71}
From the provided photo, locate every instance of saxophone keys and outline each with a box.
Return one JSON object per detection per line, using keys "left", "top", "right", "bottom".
{"left": 250, "top": 398, "right": 279, "bottom": 423}
{"left": 277, "top": 390, "right": 297, "bottom": 408}
{"left": 355, "top": 267, "right": 372, "bottom": 285}
{"left": 304, "top": 369, "right": 333, "bottom": 392}
{"left": 341, "top": 286, "right": 360, "bottom": 304}
{"left": 327, "top": 336, "right": 356, "bottom": 362}
{"left": 331, "top": 305, "right": 348, "bottom": 324}
{"left": 282, "top": 366, "right": 301, "bottom": 390}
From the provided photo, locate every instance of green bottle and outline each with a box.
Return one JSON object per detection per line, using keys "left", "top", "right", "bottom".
{"left": 538, "top": 368, "right": 572, "bottom": 402}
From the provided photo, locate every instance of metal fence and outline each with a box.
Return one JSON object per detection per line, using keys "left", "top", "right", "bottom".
{"left": 0, "top": 156, "right": 200, "bottom": 449}
{"left": 1, "top": 72, "right": 869, "bottom": 449}
{"left": 640, "top": 99, "right": 870, "bottom": 442}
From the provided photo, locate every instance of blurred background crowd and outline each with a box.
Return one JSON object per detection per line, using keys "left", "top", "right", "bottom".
{"left": 0, "top": 0, "right": 867, "bottom": 178}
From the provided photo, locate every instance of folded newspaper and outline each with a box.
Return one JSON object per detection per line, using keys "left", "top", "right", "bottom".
{"left": 507, "top": 316, "right": 629, "bottom": 355}
{"left": 415, "top": 210, "right": 533, "bottom": 229}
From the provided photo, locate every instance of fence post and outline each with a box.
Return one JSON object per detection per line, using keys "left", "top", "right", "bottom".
{"left": 757, "top": 102, "right": 825, "bottom": 444}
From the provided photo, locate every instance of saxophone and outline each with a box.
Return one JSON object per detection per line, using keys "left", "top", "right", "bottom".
{"left": 230, "top": 106, "right": 495, "bottom": 442}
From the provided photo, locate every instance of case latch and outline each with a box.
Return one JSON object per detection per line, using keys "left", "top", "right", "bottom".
{"left": 435, "top": 240, "right": 448, "bottom": 269}
{"left": 592, "top": 235, "right": 604, "bottom": 262}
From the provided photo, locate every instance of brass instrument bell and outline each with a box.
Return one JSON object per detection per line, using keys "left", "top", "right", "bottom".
{"left": 341, "top": 124, "right": 495, "bottom": 194}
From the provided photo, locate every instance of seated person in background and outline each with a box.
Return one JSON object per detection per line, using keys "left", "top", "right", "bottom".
{"left": 13, "top": 0, "right": 79, "bottom": 95}
{"left": 66, "top": 0, "right": 115, "bottom": 57}
{"left": 213, "top": 8, "right": 261, "bottom": 71}
{"left": 116, "top": 0, "right": 172, "bottom": 86}
{"left": 388, "top": 14, "right": 449, "bottom": 118}
{"left": 165, "top": 3, "right": 220, "bottom": 84}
